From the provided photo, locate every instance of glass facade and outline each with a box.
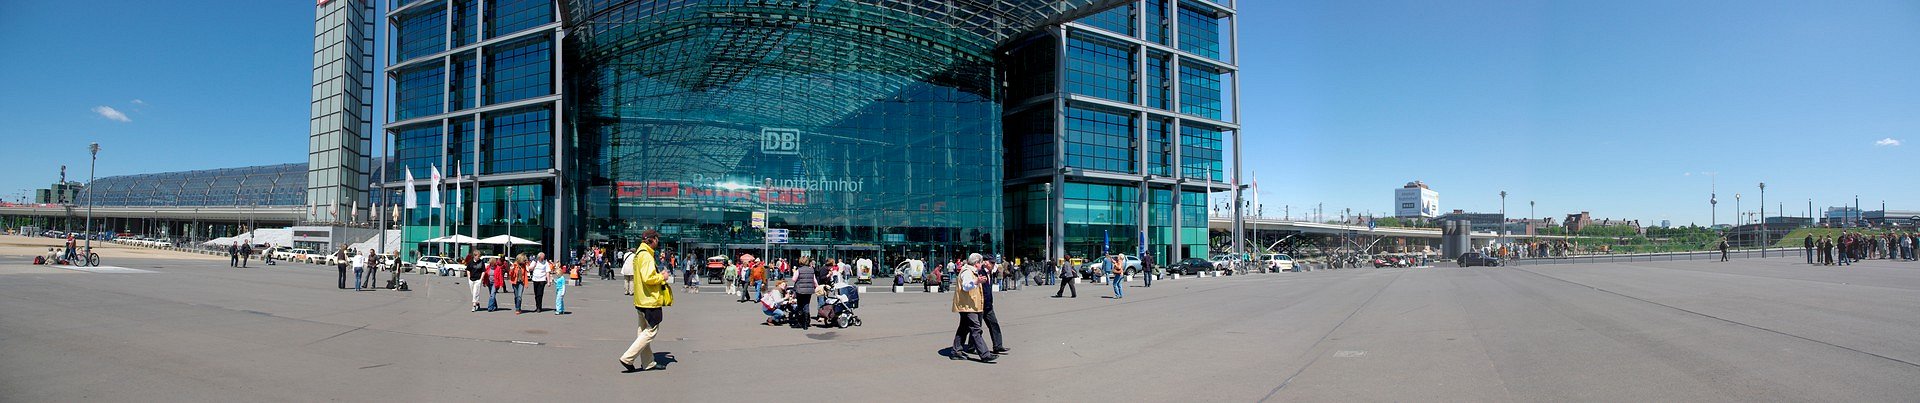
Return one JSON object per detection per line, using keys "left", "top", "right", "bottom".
{"left": 374, "top": 0, "right": 1225, "bottom": 263}
{"left": 568, "top": 1, "right": 1012, "bottom": 259}
{"left": 1007, "top": 0, "right": 1238, "bottom": 265}
{"left": 77, "top": 164, "right": 309, "bottom": 207}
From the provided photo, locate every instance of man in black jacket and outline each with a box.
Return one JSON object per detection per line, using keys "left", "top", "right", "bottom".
{"left": 1804, "top": 235, "right": 1815, "bottom": 264}
{"left": 1051, "top": 258, "right": 1076, "bottom": 298}
{"left": 335, "top": 247, "right": 350, "bottom": 289}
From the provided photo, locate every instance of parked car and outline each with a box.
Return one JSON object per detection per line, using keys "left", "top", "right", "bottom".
{"left": 1457, "top": 252, "right": 1502, "bottom": 267}
{"left": 1084, "top": 255, "right": 1143, "bottom": 277}
{"left": 415, "top": 255, "right": 466, "bottom": 276}
{"left": 1258, "top": 253, "right": 1297, "bottom": 272}
{"left": 1168, "top": 258, "right": 1215, "bottom": 275}
{"left": 276, "top": 248, "right": 315, "bottom": 262}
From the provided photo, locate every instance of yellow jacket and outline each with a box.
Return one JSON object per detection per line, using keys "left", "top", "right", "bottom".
{"left": 630, "top": 244, "right": 672, "bottom": 308}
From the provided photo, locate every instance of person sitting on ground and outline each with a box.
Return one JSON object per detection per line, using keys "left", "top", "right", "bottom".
{"left": 760, "top": 279, "right": 790, "bottom": 325}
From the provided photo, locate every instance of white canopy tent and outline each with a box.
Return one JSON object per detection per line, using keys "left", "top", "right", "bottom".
{"left": 476, "top": 235, "right": 540, "bottom": 245}
{"left": 421, "top": 234, "right": 483, "bottom": 244}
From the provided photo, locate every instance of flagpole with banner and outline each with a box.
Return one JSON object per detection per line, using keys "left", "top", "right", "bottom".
{"left": 430, "top": 165, "right": 443, "bottom": 257}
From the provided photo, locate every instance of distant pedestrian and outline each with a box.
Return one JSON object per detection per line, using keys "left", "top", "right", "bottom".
{"left": 240, "top": 243, "right": 253, "bottom": 268}
{"left": 511, "top": 254, "right": 530, "bottom": 313}
{"left": 335, "top": 247, "right": 349, "bottom": 289}
{"left": 1052, "top": 258, "right": 1076, "bottom": 298}
{"left": 1804, "top": 235, "right": 1815, "bottom": 264}
{"left": 465, "top": 253, "right": 484, "bottom": 311}
{"left": 530, "top": 252, "right": 552, "bottom": 313}
{"left": 1718, "top": 240, "right": 1729, "bottom": 262}
{"left": 620, "top": 248, "right": 636, "bottom": 296}
{"left": 948, "top": 260, "right": 994, "bottom": 363}
{"left": 486, "top": 255, "right": 507, "bottom": 312}
{"left": 1141, "top": 253, "right": 1153, "bottom": 287}
{"left": 618, "top": 230, "right": 671, "bottom": 373}
{"left": 554, "top": 256, "right": 570, "bottom": 315}
{"left": 228, "top": 243, "right": 239, "bottom": 267}
{"left": 350, "top": 248, "right": 368, "bottom": 291}
{"left": 263, "top": 244, "right": 276, "bottom": 266}
{"left": 1108, "top": 254, "right": 1125, "bottom": 299}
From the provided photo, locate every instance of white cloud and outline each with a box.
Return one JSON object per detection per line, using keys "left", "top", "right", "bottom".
{"left": 1875, "top": 138, "right": 1901, "bottom": 147}
{"left": 130, "top": 99, "right": 145, "bottom": 105}
{"left": 92, "top": 106, "right": 130, "bottom": 123}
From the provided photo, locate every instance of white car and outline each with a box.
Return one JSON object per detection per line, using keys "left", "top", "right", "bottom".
{"left": 415, "top": 256, "right": 467, "bottom": 276}
{"left": 275, "top": 248, "right": 314, "bottom": 262}
{"left": 1259, "top": 253, "right": 1298, "bottom": 272}
{"left": 1084, "top": 255, "right": 1144, "bottom": 276}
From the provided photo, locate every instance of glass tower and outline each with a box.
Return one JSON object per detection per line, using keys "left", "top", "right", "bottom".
{"left": 383, "top": 0, "right": 563, "bottom": 257}
{"left": 1005, "top": 0, "right": 1239, "bottom": 265}
{"left": 310, "top": 0, "right": 377, "bottom": 224}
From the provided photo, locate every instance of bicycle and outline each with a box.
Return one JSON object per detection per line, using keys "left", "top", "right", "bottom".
{"left": 80, "top": 250, "right": 100, "bottom": 267}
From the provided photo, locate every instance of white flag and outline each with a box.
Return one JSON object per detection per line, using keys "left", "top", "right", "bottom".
{"left": 453, "top": 166, "right": 462, "bottom": 210}
{"left": 403, "top": 167, "right": 417, "bottom": 209}
{"left": 429, "top": 165, "right": 443, "bottom": 209}
{"left": 350, "top": 200, "right": 358, "bottom": 223}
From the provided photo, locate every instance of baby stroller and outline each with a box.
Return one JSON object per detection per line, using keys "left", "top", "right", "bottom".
{"left": 815, "top": 283, "right": 863, "bottom": 328}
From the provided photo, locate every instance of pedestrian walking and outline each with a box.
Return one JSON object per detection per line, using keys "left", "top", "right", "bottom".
{"left": 1108, "top": 254, "right": 1125, "bottom": 299}
{"left": 487, "top": 255, "right": 506, "bottom": 311}
{"left": 1052, "top": 258, "right": 1076, "bottom": 298}
{"left": 335, "top": 247, "right": 349, "bottom": 289}
{"left": 530, "top": 252, "right": 552, "bottom": 313}
{"left": 1718, "top": 239, "right": 1730, "bottom": 262}
{"left": 350, "top": 248, "right": 369, "bottom": 291}
{"left": 240, "top": 243, "right": 253, "bottom": 268}
{"left": 228, "top": 243, "right": 239, "bottom": 267}
{"left": 1804, "top": 235, "right": 1814, "bottom": 264}
{"left": 1141, "top": 253, "right": 1153, "bottom": 287}
{"left": 621, "top": 248, "right": 636, "bottom": 295}
{"left": 970, "top": 255, "right": 1009, "bottom": 357}
{"left": 792, "top": 256, "right": 818, "bottom": 329}
{"left": 554, "top": 258, "right": 570, "bottom": 315}
{"left": 618, "top": 230, "right": 672, "bottom": 373}
{"left": 511, "top": 254, "right": 529, "bottom": 313}
{"left": 465, "top": 253, "right": 484, "bottom": 311}
{"left": 948, "top": 260, "right": 994, "bottom": 363}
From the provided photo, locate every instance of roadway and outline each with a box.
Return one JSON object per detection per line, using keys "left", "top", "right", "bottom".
{"left": 1, "top": 253, "right": 1917, "bottom": 401}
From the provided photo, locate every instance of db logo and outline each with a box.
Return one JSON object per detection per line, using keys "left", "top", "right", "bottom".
{"left": 761, "top": 128, "right": 799, "bottom": 155}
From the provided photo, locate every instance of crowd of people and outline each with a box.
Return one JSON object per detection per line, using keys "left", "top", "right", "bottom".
{"left": 460, "top": 251, "right": 577, "bottom": 314}
{"left": 1804, "top": 232, "right": 1919, "bottom": 266}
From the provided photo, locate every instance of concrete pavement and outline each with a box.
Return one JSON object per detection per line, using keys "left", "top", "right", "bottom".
{"left": 2, "top": 253, "right": 1917, "bottom": 402}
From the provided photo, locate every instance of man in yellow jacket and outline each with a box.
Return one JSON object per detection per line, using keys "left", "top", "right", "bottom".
{"left": 620, "top": 230, "right": 672, "bottom": 372}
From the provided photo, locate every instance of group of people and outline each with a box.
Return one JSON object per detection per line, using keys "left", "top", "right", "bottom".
{"left": 1804, "top": 232, "right": 1920, "bottom": 266}
{"left": 462, "top": 251, "right": 574, "bottom": 315}
{"left": 950, "top": 253, "right": 1009, "bottom": 363}
{"left": 226, "top": 242, "right": 257, "bottom": 267}
{"left": 333, "top": 247, "right": 378, "bottom": 290}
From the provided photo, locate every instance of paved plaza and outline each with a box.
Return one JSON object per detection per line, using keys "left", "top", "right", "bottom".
{"left": 3, "top": 245, "right": 1919, "bottom": 402}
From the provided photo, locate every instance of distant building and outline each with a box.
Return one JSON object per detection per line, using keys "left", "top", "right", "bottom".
{"left": 1660, "top": 220, "right": 1671, "bottom": 228}
{"left": 1394, "top": 181, "right": 1439, "bottom": 218}
{"left": 1763, "top": 216, "right": 1812, "bottom": 227}
{"left": 1824, "top": 207, "right": 1862, "bottom": 226}
{"left": 33, "top": 182, "right": 82, "bottom": 205}
{"left": 1863, "top": 210, "right": 1920, "bottom": 227}
{"left": 1563, "top": 212, "right": 1640, "bottom": 234}
{"left": 1435, "top": 209, "right": 1502, "bottom": 233}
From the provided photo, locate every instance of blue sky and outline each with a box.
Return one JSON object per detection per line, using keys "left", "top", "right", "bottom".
{"left": 1, "top": 1, "right": 1915, "bottom": 226}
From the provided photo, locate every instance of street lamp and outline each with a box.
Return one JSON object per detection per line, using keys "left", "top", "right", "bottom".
{"left": 1529, "top": 200, "right": 1535, "bottom": 235}
{"left": 1735, "top": 194, "right": 1742, "bottom": 226}
{"left": 85, "top": 143, "right": 98, "bottom": 254}
{"left": 1758, "top": 182, "right": 1766, "bottom": 257}
{"left": 1499, "top": 191, "right": 1507, "bottom": 237}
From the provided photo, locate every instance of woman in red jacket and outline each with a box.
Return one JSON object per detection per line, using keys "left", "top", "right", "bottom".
{"left": 486, "top": 257, "right": 507, "bottom": 312}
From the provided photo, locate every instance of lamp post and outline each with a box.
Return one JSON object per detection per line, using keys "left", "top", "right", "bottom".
{"left": 506, "top": 187, "right": 515, "bottom": 257}
{"left": 1529, "top": 200, "right": 1535, "bottom": 235}
{"left": 85, "top": 143, "right": 98, "bottom": 254}
{"left": 1735, "top": 193, "right": 1742, "bottom": 226}
{"left": 1758, "top": 182, "right": 1765, "bottom": 257}
{"left": 1499, "top": 191, "right": 1508, "bottom": 237}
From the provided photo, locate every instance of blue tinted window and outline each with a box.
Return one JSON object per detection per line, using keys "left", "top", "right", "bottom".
{"left": 393, "top": 123, "right": 443, "bottom": 181}
{"left": 1146, "top": 53, "right": 1171, "bottom": 109}
{"left": 1178, "top": 5, "right": 1221, "bottom": 60}
{"left": 1179, "top": 124, "right": 1223, "bottom": 181}
{"left": 482, "top": 107, "right": 552, "bottom": 174}
{"left": 451, "top": 0, "right": 480, "bottom": 47}
{"left": 485, "top": 38, "right": 552, "bottom": 105}
{"left": 1179, "top": 63, "right": 1223, "bottom": 120}
{"left": 1145, "top": 0, "right": 1171, "bottom": 45}
{"left": 392, "top": 6, "right": 446, "bottom": 63}
{"left": 1146, "top": 118, "right": 1170, "bottom": 176}
{"left": 1063, "top": 107, "right": 1135, "bottom": 174}
{"left": 1080, "top": 4, "right": 1133, "bottom": 36}
{"left": 1065, "top": 36, "right": 1133, "bottom": 103}
{"left": 487, "top": 0, "right": 553, "bottom": 39}
{"left": 449, "top": 52, "right": 477, "bottom": 111}
{"left": 393, "top": 65, "right": 444, "bottom": 121}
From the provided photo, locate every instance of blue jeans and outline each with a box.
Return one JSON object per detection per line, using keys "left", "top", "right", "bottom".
{"left": 487, "top": 285, "right": 499, "bottom": 311}
{"left": 512, "top": 284, "right": 525, "bottom": 311}
{"left": 353, "top": 268, "right": 364, "bottom": 290}
{"left": 1111, "top": 274, "right": 1123, "bottom": 298}
{"left": 555, "top": 280, "right": 567, "bottom": 313}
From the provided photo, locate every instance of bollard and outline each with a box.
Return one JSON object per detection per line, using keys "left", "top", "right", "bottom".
{"left": 858, "top": 286, "right": 869, "bottom": 294}
{"left": 893, "top": 286, "right": 905, "bottom": 293}
{"left": 1172, "top": 274, "right": 1181, "bottom": 280}
{"left": 991, "top": 284, "right": 1000, "bottom": 292}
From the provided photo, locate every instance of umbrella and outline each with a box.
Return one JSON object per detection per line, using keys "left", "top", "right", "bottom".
{"left": 422, "top": 234, "right": 483, "bottom": 244}
{"left": 477, "top": 235, "right": 540, "bottom": 245}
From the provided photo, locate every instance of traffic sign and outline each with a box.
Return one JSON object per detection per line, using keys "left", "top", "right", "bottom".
{"left": 766, "top": 228, "right": 789, "bottom": 244}
{"left": 751, "top": 212, "right": 766, "bottom": 229}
